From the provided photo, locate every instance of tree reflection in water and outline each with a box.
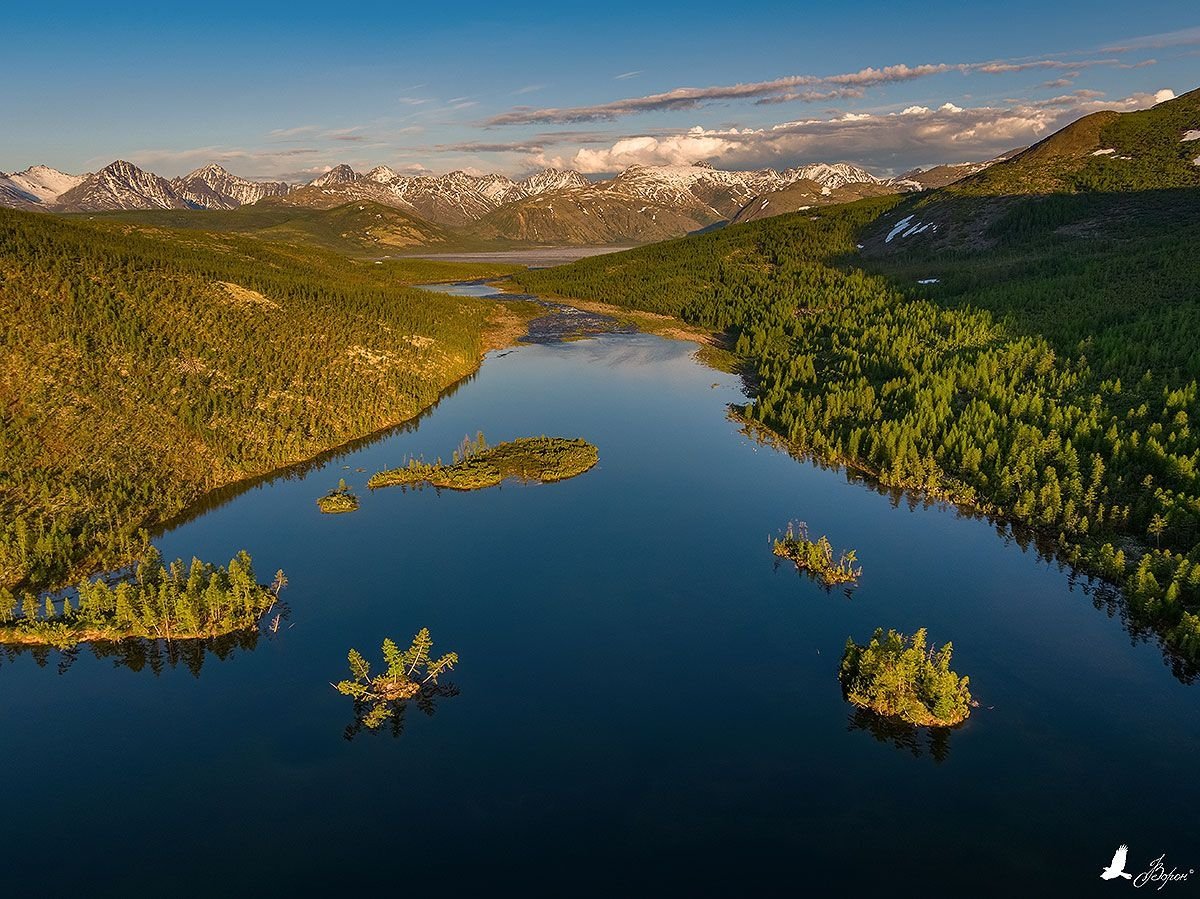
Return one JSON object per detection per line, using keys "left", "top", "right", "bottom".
{"left": 342, "top": 683, "right": 461, "bottom": 742}
{"left": 846, "top": 707, "right": 954, "bottom": 764}
{"left": 0, "top": 602, "right": 291, "bottom": 678}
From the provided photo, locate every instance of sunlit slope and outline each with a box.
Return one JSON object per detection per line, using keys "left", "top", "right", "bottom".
{"left": 951, "top": 87, "right": 1200, "bottom": 195}
{"left": 74, "top": 200, "right": 469, "bottom": 256}
{"left": 0, "top": 209, "right": 517, "bottom": 591}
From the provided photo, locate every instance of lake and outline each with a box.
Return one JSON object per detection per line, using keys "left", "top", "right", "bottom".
{"left": 2, "top": 283, "right": 1196, "bottom": 896}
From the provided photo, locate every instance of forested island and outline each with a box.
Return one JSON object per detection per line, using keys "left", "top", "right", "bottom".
{"left": 0, "top": 549, "right": 282, "bottom": 649}
{"left": 773, "top": 522, "right": 862, "bottom": 587}
{"left": 368, "top": 434, "right": 598, "bottom": 490}
{"left": 840, "top": 627, "right": 973, "bottom": 727}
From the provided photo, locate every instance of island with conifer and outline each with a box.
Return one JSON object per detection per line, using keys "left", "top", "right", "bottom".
{"left": 773, "top": 522, "right": 862, "bottom": 587}
{"left": 317, "top": 480, "right": 360, "bottom": 513}
{"left": 839, "top": 627, "right": 973, "bottom": 727}
{"left": 0, "top": 549, "right": 284, "bottom": 650}
{"left": 368, "top": 433, "right": 598, "bottom": 491}
{"left": 334, "top": 628, "right": 459, "bottom": 730}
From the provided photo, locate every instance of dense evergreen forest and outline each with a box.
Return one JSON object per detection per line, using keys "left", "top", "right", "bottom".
{"left": 840, "top": 627, "right": 973, "bottom": 727}
{"left": 0, "top": 209, "right": 518, "bottom": 595}
{"left": 0, "top": 548, "right": 280, "bottom": 649}
{"left": 515, "top": 189, "right": 1200, "bottom": 668}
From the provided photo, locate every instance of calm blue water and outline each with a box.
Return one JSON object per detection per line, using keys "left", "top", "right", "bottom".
{"left": 2, "top": 305, "right": 1196, "bottom": 895}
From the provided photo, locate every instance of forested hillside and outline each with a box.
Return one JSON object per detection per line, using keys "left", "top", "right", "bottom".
{"left": 77, "top": 201, "right": 475, "bottom": 257}
{"left": 0, "top": 209, "right": 519, "bottom": 592}
{"left": 514, "top": 189, "right": 1200, "bottom": 669}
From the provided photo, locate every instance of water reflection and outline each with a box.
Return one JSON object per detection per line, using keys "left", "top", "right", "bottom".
{"left": 738, "top": 415, "right": 1200, "bottom": 684}
{"left": 1, "top": 627, "right": 265, "bottom": 678}
{"left": 153, "top": 369, "right": 479, "bottom": 534}
{"left": 417, "top": 280, "right": 636, "bottom": 344}
{"left": 772, "top": 557, "right": 858, "bottom": 600}
{"left": 846, "top": 707, "right": 954, "bottom": 764}
{"left": 342, "top": 683, "right": 461, "bottom": 742}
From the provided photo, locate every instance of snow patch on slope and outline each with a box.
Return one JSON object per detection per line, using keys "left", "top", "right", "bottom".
{"left": 885, "top": 215, "right": 915, "bottom": 243}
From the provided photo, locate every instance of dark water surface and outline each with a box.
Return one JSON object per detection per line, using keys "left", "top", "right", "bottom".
{"left": 3, "top": 293, "right": 1197, "bottom": 895}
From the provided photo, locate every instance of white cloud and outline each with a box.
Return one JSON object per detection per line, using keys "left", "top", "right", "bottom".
{"left": 567, "top": 133, "right": 739, "bottom": 171}
{"left": 486, "top": 53, "right": 1164, "bottom": 126}
{"left": 541, "top": 90, "right": 1176, "bottom": 174}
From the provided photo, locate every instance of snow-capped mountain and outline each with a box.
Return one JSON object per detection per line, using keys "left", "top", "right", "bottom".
{"left": 365, "top": 165, "right": 402, "bottom": 184}
{"left": 172, "top": 164, "right": 292, "bottom": 209}
{"left": 510, "top": 168, "right": 590, "bottom": 198}
{"left": 288, "top": 165, "right": 596, "bottom": 227}
{"left": 602, "top": 163, "right": 781, "bottom": 219}
{"left": 309, "top": 164, "right": 360, "bottom": 188}
{"left": 390, "top": 170, "right": 503, "bottom": 225}
{"left": 0, "top": 154, "right": 997, "bottom": 244}
{"left": 54, "top": 160, "right": 190, "bottom": 211}
{"left": 595, "top": 161, "right": 887, "bottom": 221}
{"left": 1, "top": 165, "right": 88, "bottom": 206}
{"left": 784, "top": 162, "right": 882, "bottom": 192}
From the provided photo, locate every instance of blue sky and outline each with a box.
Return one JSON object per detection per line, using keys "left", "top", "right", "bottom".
{"left": 3, "top": 1, "right": 1196, "bottom": 179}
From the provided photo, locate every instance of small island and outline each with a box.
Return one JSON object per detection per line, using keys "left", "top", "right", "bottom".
{"left": 773, "top": 522, "right": 862, "bottom": 587}
{"left": 317, "top": 479, "right": 359, "bottom": 513}
{"left": 839, "top": 627, "right": 973, "bottom": 727}
{"left": 0, "top": 549, "right": 284, "bottom": 650}
{"left": 334, "top": 628, "right": 459, "bottom": 730}
{"left": 368, "top": 433, "right": 598, "bottom": 491}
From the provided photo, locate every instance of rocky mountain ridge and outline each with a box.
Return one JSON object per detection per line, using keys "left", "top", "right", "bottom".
{"left": 0, "top": 154, "right": 1005, "bottom": 242}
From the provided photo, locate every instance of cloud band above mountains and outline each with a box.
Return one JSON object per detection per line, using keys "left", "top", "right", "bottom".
{"left": 485, "top": 57, "right": 1155, "bottom": 126}
{"left": 530, "top": 90, "right": 1176, "bottom": 173}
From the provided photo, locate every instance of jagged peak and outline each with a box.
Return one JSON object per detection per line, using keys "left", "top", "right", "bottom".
{"left": 101, "top": 159, "right": 147, "bottom": 174}
{"left": 366, "top": 165, "right": 402, "bottom": 183}
{"left": 185, "top": 163, "right": 233, "bottom": 179}
{"left": 310, "top": 164, "right": 359, "bottom": 186}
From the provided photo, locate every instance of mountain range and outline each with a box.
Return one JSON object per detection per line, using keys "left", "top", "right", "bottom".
{"left": 6, "top": 88, "right": 1197, "bottom": 247}
{"left": 0, "top": 154, "right": 1006, "bottom": 244}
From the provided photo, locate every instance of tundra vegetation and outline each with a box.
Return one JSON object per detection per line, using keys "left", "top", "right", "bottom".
{"left": 317, "top": 479, "right": 359, "bottom": 514}
{"left": 368, "top": 432, "right": 598, "bottom": 491}
{"left": 839, "top": 627, "right": 973, "bottom": 727}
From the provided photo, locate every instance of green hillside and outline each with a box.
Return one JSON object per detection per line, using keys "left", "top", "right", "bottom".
{"left": 954, "top": 87, "right": 1200, "bottom": 195}
{"left": 0, "top": 209, "right": 520, "bottom": 593}
{"left": 514, "top": 183, "right": 1200, "bottom": 667}
{"left": 73, "top": 201, "right": 496, "bottom": 257}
